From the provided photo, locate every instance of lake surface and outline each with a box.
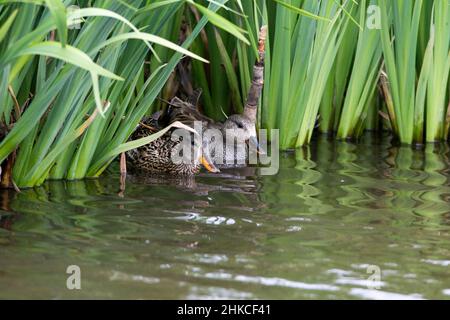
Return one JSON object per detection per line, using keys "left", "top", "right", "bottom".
{"left": 1, "top": 135, "right": 450, "bottom": 299}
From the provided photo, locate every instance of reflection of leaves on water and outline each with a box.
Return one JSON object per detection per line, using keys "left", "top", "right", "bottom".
{"left": 2, "top": 135, "right": 450, "bottom": 299}
{"left": 291, "top": 136, "right": 450, "bottom": 224}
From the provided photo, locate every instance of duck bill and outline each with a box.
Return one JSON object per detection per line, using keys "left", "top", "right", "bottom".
{"left": 249, "top": 135, "right": 266, "bottom": 155}
{"left": 200, "top": 154, "right": 220, "bottom": 173}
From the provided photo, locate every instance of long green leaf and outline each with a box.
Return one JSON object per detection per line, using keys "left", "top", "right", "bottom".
{"left": 0, "top": 9, "right": 18, "bottom": 43}
{"left": 273, "top": 0, "right": 332, "bottom": 22}
{"left": 45, "top": 0, "right": 67, "bottom": 47}
{"left": 15, "top": 41, "right": 123, "bottom": 115}
{"left": 91, "top": 32, "right": 209, "bottom": 63}
{"left": 187, "top": 0, "right": 250, "bottom": 45}
{"left": 66, "top": 7, "right": 161, "bottom": 62}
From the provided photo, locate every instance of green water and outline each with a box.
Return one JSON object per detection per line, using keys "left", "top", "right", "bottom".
{"left": 1, "top": 135, "right": 450, "bottom": 299}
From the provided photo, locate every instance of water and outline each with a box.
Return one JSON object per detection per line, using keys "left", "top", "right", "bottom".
{"left": 1, "top": 135, "right": 450, "bottom": 299}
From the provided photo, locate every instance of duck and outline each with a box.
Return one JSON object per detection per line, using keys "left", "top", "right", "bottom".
{"left": 126, "top": 25, "right": 266, "bottom": 175}
{"left": 203, "top": 25, "right": 267, "bottom": 167}
{"left": 126, "top": 97, "right": 219, "bottom": 175}
{"left": 167, "top": 83, "right": 263, "bottom": 167}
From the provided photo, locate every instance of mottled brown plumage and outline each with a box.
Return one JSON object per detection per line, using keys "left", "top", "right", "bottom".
{"left": 126, "top": 97, "right": 216, "bottom": 175}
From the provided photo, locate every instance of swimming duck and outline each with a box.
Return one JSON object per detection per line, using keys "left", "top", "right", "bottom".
{"left": 126, "top": 97, "right": 219, "bottom": 175}
{"left": 204, "top": 25, "right": 267, "bottom": 167}
{"left": 126, "top": 25, "right": 266, "bottom": 175}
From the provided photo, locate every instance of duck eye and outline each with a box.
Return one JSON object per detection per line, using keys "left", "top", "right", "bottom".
{"left": 236, "top": 122, "right": 244, "bottom": 129}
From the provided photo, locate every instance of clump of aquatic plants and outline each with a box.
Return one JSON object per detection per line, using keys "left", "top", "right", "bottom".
{"left": 0, "top": 0, "right": 246, "bottom": 188}
{"left": 190, "top": 0, "right": 362, "bottom": 148}
{"left": 0, "top": 0, "right": 449, "bottom": 189}
{"left": 264, "top": 0, "right": 355, "bottom": 149}
{"left": 378, "top": 0, "right": 450, "bottom": 145}
{"left": 193, "top": 0, "right": 449, "bottom": 147}
{"left": 328, "top": 0, "right": 383, "bottom": 139}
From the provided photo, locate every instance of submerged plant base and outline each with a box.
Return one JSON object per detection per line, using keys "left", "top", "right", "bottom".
{"left": 0, "top": 152, "right": 16, "bottom": 190}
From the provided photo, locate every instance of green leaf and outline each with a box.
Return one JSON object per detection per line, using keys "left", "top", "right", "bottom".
{"left": 92, "top": 32, "right": 209, "bottom": 63}
{"left": 16, "top": 41, "right": 122, "bottom": 80}
{"left": 20, "top": 106, "right": 107, "bottom": 186}
{"left": 187, "top": 0, "right": 250, "bottom": 45}
{"left": 0, "top": 9, "right": 18, "bottom": 43}
{"left": 137, "top": 0, "right": 182, "bottom": 14}
{"left": 67, "top": 7, "right": 162, "bottom": 62}
{"left": 15, "top": 41, "right": 123, "bottom": 115}
{"left": 45, "top": 0, "right": 67, "bottom": 47}
{"left": 0, "top": 0, "right": 44, "bottom": 4}
{"left": 273, "top": 0, "right": 332, "bottom": 22}
{"left": 214, "top": 28, "right": 243, "bottom": 112}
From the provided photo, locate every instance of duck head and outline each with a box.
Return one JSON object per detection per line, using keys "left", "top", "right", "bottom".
{"left": 222, "top": 114, "right": 262, "bottom": 153}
